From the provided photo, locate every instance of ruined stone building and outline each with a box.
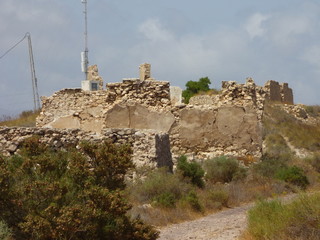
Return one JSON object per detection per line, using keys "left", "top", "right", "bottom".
{"left": 31, "top": 63, "right": 293, "bottom": 163}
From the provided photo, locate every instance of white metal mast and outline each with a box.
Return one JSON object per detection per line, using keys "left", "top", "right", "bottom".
{"left": 81, "top": 0, "right": 89, "bottom": 80}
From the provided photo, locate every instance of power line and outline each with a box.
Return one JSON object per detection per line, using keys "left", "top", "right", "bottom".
{"left": 0, "top": 33, "right": 28, "bottom": 60}
{"left": 0, "top": 32, "right": 40, "bottom": 111}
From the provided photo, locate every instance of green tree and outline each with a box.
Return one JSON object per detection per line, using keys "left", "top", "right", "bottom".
{"left": 182, "top": 77, "right": 211, "bottom": 103}
{"left": 0, "top": 136, "right": 159, "bottom": 240}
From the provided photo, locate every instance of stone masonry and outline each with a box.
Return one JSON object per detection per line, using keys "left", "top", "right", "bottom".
{"left": 139, "top": 63, "right": 152, "bottom": 81}
{"left": 190, "top": 77, "right": 294, "bottom": 120}
{"left": 87, "top": 64, "right": 104, "bottom": 90}
{"left": 0, "top": 127, "right": 173, "bottom": 170}
{"left": 36, "top": 63, "right": 294, "bottom": 162}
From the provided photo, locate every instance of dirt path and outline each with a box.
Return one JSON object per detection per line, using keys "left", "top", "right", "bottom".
{"left": 158, "top": 194, "right": 297, "bottom": 240}
{"left": 158, "top": 203, "right": 253, "bottom": 240}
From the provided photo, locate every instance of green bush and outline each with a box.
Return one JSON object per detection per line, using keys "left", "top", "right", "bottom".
{"left": 153, "top": 192, "right": 176, "bottom": 208}
{"left": 253, "top": 157, "right": 287, "bottom": 178}
{"left": 129, "top": 168, "right": 193, "bottom": 208}
{"left": 184, "top": 191, "right": 203, "bottom": 212}
{"left": 203, "top": 156, "right": 247, "bottom": 183}
{"left": 247, "top": 193, "right": 320, "bottom": 240}
{"left": 182, "top": 77, "right": 211, "bottom": 103}
{"left": 275, "top": 166, "right": 309, "bottom": 189}
{"left": 0, "top": 137, "right": 159, "bottom": 240}
{"left": 177, "top": 155, "right": 205, "bottom": 188}
{"left": 0, "top": 221, "right": 12, "bottom": 240}
{"left": 208, "top": 189, "right": 229, "bottom": 208}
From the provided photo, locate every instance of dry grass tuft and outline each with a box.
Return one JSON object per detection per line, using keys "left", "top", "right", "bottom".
{"left": 0, "top": 110, "right": 39, "bottom": 127}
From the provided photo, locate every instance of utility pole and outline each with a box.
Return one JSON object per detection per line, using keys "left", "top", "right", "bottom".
{"left": 81, "top": 0, "right": 89, "bottom": 80}
{"left": 0, "top": 32, "right": 40, "bottom": 111}
{"left": 26, "top": 33, "right": 40, "bottom": 111}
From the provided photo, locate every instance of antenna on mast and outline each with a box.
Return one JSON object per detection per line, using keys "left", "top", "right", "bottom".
{"left": 81, "top": 0, "right": 89, "bottom": 80}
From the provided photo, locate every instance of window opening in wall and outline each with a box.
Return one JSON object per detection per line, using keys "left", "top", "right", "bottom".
{"left": 91, "top": 82, "right": 98, "bottom": 91}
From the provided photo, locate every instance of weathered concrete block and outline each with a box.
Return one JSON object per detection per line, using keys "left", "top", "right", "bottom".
{"left": 170, "top": 86, "right": 183, "bottom": 105}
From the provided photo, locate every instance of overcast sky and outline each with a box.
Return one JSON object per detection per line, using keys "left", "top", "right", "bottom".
{"left": 1, "top": 0, "right": 320, "bottom": 115}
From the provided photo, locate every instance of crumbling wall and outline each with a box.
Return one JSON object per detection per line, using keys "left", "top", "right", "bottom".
{"left": 36, "top": 64, "right": 294, "bottom": 161}
{"left": 264, "top": 80, "right": 293, "bottom": 104}
{"left": 280, "top": 83, "right": 294, "bottom": 104}
{"left": 189, "top": 78, "right": 264, "bottom": 119}
{"left": 106, "top": 79, "right": 171, "bottom": 107}
{"left": 189, "top": 78, "right": 294, "bottom": 118}
{"left": 36, "top": 79, "right": 172, "bottom": 132}
{"left": 265, "top": 80, "right": 282, "bottom": 102}
{"left": 87, "top": 65, "right": 104, "bottom": 90}
{"left": 0, "top": 127, "right": 173, "bottom": 169}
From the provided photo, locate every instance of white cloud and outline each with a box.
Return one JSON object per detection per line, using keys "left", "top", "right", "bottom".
{"left": 245, "top": 13, "right": 270, "bottom": 39}
{"left": 129, "top": 22, "right": 252, "bottom": 88}
{"left": 138, "top": 19, "right": 174, "bottom": 42}
{"left": 302, "top": 45, "right": 320, "bottom": 69}
{"left": 267, "top": 15, "right": 313, "bottom": 47}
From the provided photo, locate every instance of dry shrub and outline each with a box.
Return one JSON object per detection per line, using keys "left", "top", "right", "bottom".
{"left": 129, "top": 203, "right": 199, "bottom": 227}
{"left": 128, "top": 168, "right": 193, "bottom": 208}
{"left": 0, "top": 110, "right": 39, "bottom": 127}
{"left": 263, "top": 104, "right": 320, "bottom": 152}
{"left": 238, "top": 155, "right": 258, "bottom": 166}
{"left": 226, "top": 174, "right": 292, "bottom": 206}
{"left": 203, "top": 156, "right": 247, "bottom": 183}
{"left": 308, "top": 152, "right": 320, "bottom": 173}
{"left": 303, "top": 105, "right": 320, "bottom": 118}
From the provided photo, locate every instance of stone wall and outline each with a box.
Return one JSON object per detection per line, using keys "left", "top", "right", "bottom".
{"left": 169, "top": 104, "right": 262, "bottom": 160}
{"left": 280, "top": 83, "right": 294, "bottom": 104}
{"left": 189, "top": 78, "right": 264, "bottom": 119}
{"left": 0, "top": 127, "right": 173, "bottom": 170}
{"left": 37, "top": 79, "right": 172, "bottom": 132}
{"left": 189, "top": 78, "right": 294, "bottom": 120}
{"left": 36, "top": 83, "right": 262, "bottom": 160}
{"left": 36, "top": 64, "right": 294, "bottom": 162}
{"left": 106, "top": 79, "right": 171, "bottom": 107}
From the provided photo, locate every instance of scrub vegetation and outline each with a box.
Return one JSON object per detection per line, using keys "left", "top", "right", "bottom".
{"left": 0, "top": 110, "right": 39, "bottom": 127}
{"left": 244, "top": 193, "right": 320, "bottom": 240}
{"left": 1, "top": 102, "right": 320, "bottom": 238}
{"left": 0, "top": 137, "right": 159, "bottom": 240}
